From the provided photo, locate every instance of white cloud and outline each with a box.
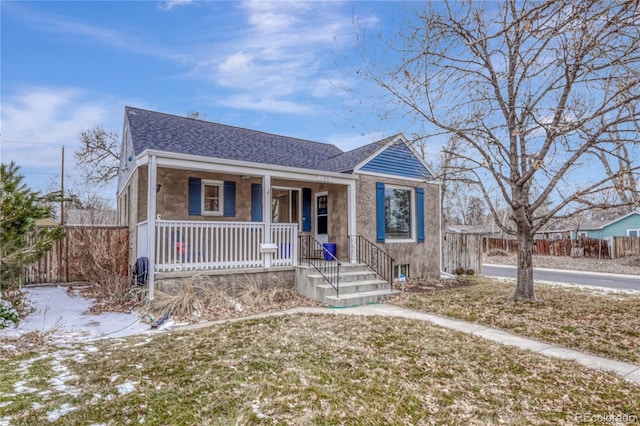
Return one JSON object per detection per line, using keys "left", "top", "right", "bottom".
{"left": 1, "top": 86, "right": 121, "bottom": 169}
{"left": 158, "top": 0, "right": 194, "bottom": 11}
{"left": 191, "top": 1, "right": 357, "bottom": 113}
{"left": 215, "top": 94, "right": 314, "bottom": 114}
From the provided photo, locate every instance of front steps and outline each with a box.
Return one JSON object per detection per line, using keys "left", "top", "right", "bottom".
{"left": 295, "top": 262, "right": 401, "bottom": 307}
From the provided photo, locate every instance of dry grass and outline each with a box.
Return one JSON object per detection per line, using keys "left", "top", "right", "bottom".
{"left": 394, "top": 277, "right": 640, "bottom": 364}
{"left": 1, "top": 314, "right": 639, "bottom": 425}
{"left": 142, "top": 274, "right": 319, "bottom": 322}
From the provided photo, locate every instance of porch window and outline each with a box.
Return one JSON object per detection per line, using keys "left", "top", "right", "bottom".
{"left": 202, "top": 180, "right": 223, "bottom": 215}
{"left": 272, "top": 188, "right": 299, "bottom": 224}
{"left": 385, "top": 186, "right": 413, "bottom": 240}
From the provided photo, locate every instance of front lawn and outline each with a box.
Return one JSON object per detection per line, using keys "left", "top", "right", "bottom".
{"left": 1, "top": 314, "right": 638, "bottom": 425}
{"left": 397, "top": 277, "right": 640, "bottom": 364}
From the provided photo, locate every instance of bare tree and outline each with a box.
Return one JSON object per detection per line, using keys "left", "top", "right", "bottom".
{"left": 75, "top": 126, "right": 120, "bottom": 184}
{"left": 355, "top": 0, "right": 640, "bottom": 301}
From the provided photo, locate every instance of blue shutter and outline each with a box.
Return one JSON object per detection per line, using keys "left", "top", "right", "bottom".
{"left": 224, "top": 181, "right": 236, "bottom": 217}
{"left": 251, "top": 184, "right": 262, "bottom": 222}
{"left": 188, "top": 177, "right": 201, "bottom": 216}
{"left": 376, "top": 182, "right": 385, "bottom": 242}
{"left": 302, "top": 188, "right": 312, "bottom": 232}
{"left": 416, "top": 187, "right": 425, "bottom": 243}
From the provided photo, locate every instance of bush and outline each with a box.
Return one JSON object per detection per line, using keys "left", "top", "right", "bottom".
{"left": 0, "top": 298, "right": 19, "bottom": 329}
{"left": 466, "top": 269, "right": 475, "bottom": 275}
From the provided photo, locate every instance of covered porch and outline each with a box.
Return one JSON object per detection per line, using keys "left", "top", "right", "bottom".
{"left": 136, "top": 150, "right": 359, "bottom": 299}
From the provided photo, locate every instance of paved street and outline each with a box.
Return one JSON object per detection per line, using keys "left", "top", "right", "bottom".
{"left": 482, "top": 264, "right": 639, "bottom": 291}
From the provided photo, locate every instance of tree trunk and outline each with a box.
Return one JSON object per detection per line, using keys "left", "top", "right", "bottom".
{"left": 514, "top": 232, "right": 535, "bottom": 301}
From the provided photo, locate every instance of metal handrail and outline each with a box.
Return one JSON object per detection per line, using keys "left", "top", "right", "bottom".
{"left": 348, "top": 235, "right": 394, "bottom": 285}
{"left": 298, "top": 235, "right": 341, "bottom": 297}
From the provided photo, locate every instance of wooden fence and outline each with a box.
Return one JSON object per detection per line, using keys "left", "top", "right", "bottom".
{"left": 483, "top": 236, "right": 610, "bottom": 258}
{"left": 612, "top": 236, "right": 640, "bottom": 259}
{"left": 23, "top": 226, "right": 129, "bottom": 285}
{"left": 442, "top": 232, "right": 483, "bottom": 275}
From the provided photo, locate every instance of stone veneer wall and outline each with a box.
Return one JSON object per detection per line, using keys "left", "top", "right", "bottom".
{"left": 356, "top": 174, "right": 441, "bottom": 278}
{"left": 154, "top": 268, "right": 295, "bottom": 294}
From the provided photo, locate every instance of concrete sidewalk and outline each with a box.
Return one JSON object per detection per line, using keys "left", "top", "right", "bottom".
{"left": 177, "top": 303, "right": 640, "bottom": 385}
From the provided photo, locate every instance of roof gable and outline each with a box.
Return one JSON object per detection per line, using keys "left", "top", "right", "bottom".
{"left": 581, "top": 211, "right": 640, "bottom": 230}
{"left": 357, "top": 138, "right": 433, "bottom": 179}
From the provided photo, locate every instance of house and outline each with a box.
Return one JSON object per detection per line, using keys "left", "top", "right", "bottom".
{"left": 571, "top": 211, "right": 640, "bottom": 239}
{"left": 117, "top": 107, "right": 441, "bottom": 305}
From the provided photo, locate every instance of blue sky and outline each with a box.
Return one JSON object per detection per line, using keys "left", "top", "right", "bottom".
{"left": 2, "top": 1, "right": 420, "bottom": 202}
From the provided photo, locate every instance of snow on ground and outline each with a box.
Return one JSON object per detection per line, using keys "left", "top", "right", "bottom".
{"left": 0, "top": 286, "right": 150, "bottom": 345}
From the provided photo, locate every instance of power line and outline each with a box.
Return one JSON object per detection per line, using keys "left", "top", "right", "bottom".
{"left": 2, "top": 140, "right": 67, "bottom": 146}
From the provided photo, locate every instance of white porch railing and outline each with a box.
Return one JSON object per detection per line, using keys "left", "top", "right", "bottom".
{"left": 153, "top": 220, "right": 297, "bottom": 272}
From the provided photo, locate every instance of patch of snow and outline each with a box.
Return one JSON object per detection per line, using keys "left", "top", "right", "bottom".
{"left": 49, "top": 358, "right": 80, "bottom": 397}
{"left": 540, "top": 280, "right": 640, "bottom": 295}
{"left": 32, "top": 402, "right": 43, "bottom": 410}
{"left": 84, "top": 345, "right": 99, "bottom": 352}
{"left": 0, "top": 287, "right": 150, "bottom": 346}
{"left": 0, "top": 401, "right": 12, "bottom": 408}
{"left": 47, "top": 403, "right": 76, "bottom": 422}
{"left": 251, "top": 401, "right": 268, "bottom": 419}
{"left": 116, "top": 380, "right": 137, "bottom": 395}
{"left": 138, "top": 414, "right": 146, "bottom": 424}
{"left": 110, "top": 374, "right": 120, "bottom": 383}
{"left": 14, "top": 381, "right": 38, "bottom": 394}
{"left": 132, "top": 337, "right": 153, "bottom": 347}
{"left": 1, "top": 417, "right": 11, "bottom": 426}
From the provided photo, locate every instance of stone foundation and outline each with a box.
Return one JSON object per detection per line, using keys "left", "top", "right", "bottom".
{"left": 153, "top": 267, "right": 295, "bottom": 295}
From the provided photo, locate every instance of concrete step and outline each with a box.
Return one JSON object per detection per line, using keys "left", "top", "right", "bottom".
{"left": 315, "top": 279, "right": 390, "bottom": 299}
{"left": 306, "top": 271, "right": 381, "bottom": 286}
{"left": 325, "top": 289, "right": 402, "bottom": 307}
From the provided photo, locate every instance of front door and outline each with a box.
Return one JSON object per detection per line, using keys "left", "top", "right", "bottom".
{"left": 315, "top": 192, "right": 328, "bottom": 244}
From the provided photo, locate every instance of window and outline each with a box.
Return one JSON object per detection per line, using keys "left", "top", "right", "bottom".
{"left": 577, "top": 231, "right": 588, "bottom": 238}
{"left": 628, "top": 229, "right": 640, "bottom": 237}
{"left": 394, "top": 264, "right": 410, "bottom": 280}
{"left": 385, "top": 187, "right": 413, "bottom": 240}
{"left": 202, "top": 180, "right": 223, "bottom": 215}
{"left": 272, "top": 188, "right": 300, "bottom": 224}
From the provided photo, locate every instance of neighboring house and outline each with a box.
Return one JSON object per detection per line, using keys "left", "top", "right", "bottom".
{"left": 117, "top": 107, "right": 441, "bottom": 305}
{"left": 571, "top": 211, "right": 640, "bottom": 239}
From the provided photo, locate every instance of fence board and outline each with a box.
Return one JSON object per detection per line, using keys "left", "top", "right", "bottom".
{"left": 22, "top": 226, "right": 129, "bottom": 284}
{"left": 483, "top": 236, "right": 610, "bottom": 258}
{"left": 612, "top": 236, "right": 640, "bottom": 259}
{"left": 442, "top": 233, "right": 483, "bottom": 275}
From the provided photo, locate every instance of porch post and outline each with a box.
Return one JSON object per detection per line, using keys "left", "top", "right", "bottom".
{"left": 263, "top": 174, "right": 272, "bottom": 267}
{"left": 147, "top": 155, "right": 157, "bottom": 300}
{"left": 347, "top": 180, "right": 357, "bottom": 263}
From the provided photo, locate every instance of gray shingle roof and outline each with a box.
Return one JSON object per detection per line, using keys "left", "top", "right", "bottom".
{"left": 322, "top": 135, "right": 397, "bottom": 173}
{"left": 126, "top": 107, "right": 345, "bottom": 171}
